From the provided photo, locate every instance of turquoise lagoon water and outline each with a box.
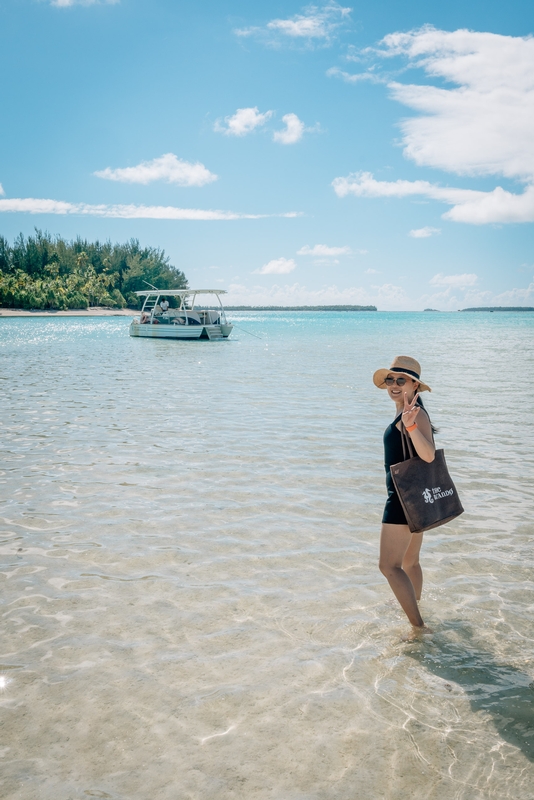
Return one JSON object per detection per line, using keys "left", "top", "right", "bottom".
{"left": 1, "top": 311, "right": 533, "bottom": 800}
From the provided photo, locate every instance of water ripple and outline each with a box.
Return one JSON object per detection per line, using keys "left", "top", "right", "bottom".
{"left": 1, "top": 312, "right": 533, "bottom": 799}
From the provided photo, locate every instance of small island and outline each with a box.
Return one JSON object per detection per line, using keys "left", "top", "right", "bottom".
{"left": 224, "top": 305, "right": 377, "bottom": 311}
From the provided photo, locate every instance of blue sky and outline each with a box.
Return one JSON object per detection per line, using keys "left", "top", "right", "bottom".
{"left": 1, "top": 0, "right": 533, "bottom": 309}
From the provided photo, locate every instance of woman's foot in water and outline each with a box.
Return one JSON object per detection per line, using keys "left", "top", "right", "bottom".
{"left": 401, "top": 624, "right": 434, "bottom": 641}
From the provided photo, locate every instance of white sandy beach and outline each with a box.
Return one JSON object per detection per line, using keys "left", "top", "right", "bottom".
{"left": 0, "top": 307, "right": 137, "bottom": 317}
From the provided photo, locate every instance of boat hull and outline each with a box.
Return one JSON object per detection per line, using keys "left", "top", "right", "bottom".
{"left": 129, "top": 322, "right": 233, "bottom": 340}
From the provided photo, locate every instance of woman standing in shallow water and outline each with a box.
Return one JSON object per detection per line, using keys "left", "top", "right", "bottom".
{"left": 373, "top": 356, "right": 435, "bottom": 632}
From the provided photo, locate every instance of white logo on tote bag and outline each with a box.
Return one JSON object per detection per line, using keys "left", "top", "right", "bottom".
{"left": 423, "top": 486, "right": 454, "bottom": 503}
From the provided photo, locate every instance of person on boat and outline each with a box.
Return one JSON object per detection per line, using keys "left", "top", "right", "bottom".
{"left": 160, "top": 298, "right": 169, "bottom": 312}
{"left": 141, "top": 312, "right": 158, "bottom": 324}
{"left": 373, "top": 356, "right": 435, "bottom": 632}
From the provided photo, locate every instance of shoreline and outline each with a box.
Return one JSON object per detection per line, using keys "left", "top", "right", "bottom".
{"left": 0, "top": 307, "right": 138, "bottom": 317}
{"left": 2, "top": 306, "right": 533, "bottom": 318}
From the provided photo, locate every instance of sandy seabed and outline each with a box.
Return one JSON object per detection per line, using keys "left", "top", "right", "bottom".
{"left": 1, "top": 311, "right": 534, "bottom": 800}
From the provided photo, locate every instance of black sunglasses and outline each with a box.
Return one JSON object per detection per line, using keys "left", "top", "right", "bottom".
{"left": 384, "top": 376, "right": 412, "bottom": 386}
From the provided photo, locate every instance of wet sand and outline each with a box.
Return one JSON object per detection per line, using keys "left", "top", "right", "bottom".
{"left": 0, "top": 307, "right": 137, "bottom": 317}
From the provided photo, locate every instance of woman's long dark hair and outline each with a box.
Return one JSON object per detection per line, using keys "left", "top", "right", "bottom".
{"left": 415, "top": 393, "right": 438, "bottom": 434}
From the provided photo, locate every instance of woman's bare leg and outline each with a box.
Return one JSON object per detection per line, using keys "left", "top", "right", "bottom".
{"left": 379, "top": 524, "right": 424, "bottom": 628}
{"left": 402, "top": 532, "right": 424, "bottom": 601}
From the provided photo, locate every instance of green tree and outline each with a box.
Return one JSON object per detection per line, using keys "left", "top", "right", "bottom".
{"left": 0, "top": 230, "right": 188, "bottom": 310}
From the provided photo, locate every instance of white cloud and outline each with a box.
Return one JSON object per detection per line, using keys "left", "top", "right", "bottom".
{"left": 409, "top": 226, "right": 441, "bottom": 238}
{"left": 0, "top": 183, "right": 4, "bottom": 196}
{"left": 267, "top": 4, "right": 350, "bottom": 38}
{"left": 0, "top": 196, "right": 300, "bottom": 221}
{"left": 333, "top": 171, "right": 470, "bottom": 201}
{"left": 51, "top": 0, "right": 119, "bottom": 6}
{"left": 225, "top": 282, "right": 373, "bottom": 307}
{"left": 235, "top": 3, "right": 351, "bottom": 44}
{"left": 429, "top": 273, "right": 478, "bottom": 288}
{"left": 492, "top": 280, "right": 534, "bottom": 305}
{"left": 326, "top": 67, "right": 381, "bottom": 83}
{"left": 313, "top": 258, "right": 339, "bottom": 266}
{"left": 94, "top": 153, "right": 217, "bottom": 187}
{"left": 225, "top": 281, "right": 410, "bottom": 309}
{"left": 365, "top": 268, "right": 380, "bottom": 274}
{"left": 377, "top": 27, "right": 534, "bottom": 181}
{"left": 225, "top": 276, "right": 534, "bottom": 310}
{"left": 298, "top": 244, "right": 351, "bottom": 256}
{"left": 418, "top": 279, "right": 534, "bottom": 311}
{"left": 273, "top": 113, "right": 305, "bottom": 144}
{"left": 214, "top": 107, "right": 273, "bottom": 137}
{"left": 334, "top": 28, "right": 534, "bottom": 224}
{"left": 370, "top": 283, "right": 411, "bottom": 304}
{"left": 332, "top": 171, "right": 534, "bottom": 224}
{"left": 254, "top": 257, "right": 297, "bottom": 275}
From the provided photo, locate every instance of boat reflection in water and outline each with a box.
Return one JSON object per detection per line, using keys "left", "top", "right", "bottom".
{"left": 129, "top": 289, "right": 233, "bottom": 341}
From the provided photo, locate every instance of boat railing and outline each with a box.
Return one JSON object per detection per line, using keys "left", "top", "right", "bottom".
{"left": 138, "top": 307, "right": 223, "bottom": 326}
{"left": 135, "top": 292, "right": 229, "bottom": 327}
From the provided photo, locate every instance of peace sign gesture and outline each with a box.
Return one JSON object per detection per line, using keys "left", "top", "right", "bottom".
{"left": 402, "top": 391, "right": 420, "bottom": 428}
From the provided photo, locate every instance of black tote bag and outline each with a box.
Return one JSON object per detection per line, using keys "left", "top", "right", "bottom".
{"left": 390, "top": 423, "right": 464, "bottom": 533}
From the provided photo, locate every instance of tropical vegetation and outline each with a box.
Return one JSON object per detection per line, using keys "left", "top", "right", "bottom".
{"left": 0, "top": 230, "right": 188, "bottom": 310}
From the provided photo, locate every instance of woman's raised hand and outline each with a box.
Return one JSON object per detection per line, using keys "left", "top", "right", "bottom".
{"left": 402, "top": 391, "right": 420, "bottom": 427}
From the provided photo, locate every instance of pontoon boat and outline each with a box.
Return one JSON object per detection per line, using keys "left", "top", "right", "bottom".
{"left": 129, "top": 289, "right": 233, "bottom": 341}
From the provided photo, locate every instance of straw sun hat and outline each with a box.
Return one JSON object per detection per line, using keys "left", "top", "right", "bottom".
{"left": 373, "top": 356, "right": 432, "bottom": 393}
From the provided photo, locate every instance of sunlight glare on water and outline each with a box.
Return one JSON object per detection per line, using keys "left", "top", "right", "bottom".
{"left": 1, "top": 311, "right": 533, "bottom": 800}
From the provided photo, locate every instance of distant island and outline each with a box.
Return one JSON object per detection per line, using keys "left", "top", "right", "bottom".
{"left": 224, "top": 305, "right": 377, "bottom": 311}
{"left": 423, "top": 308, "right": 441, "bottom": 312}
{"left": 460, "top": 306, "right": 534, "bottom": 312}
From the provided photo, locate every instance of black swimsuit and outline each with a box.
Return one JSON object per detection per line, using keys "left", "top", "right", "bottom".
{"left": 382, "top": 405, "right": 432, "bottom": 525}
{"left": 382, "top": 412, "right": 408, "bottom": 525}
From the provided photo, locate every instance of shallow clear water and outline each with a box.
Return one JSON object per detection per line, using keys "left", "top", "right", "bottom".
{"left": 1, "top": 311, "right": 533, "bottom": 800}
